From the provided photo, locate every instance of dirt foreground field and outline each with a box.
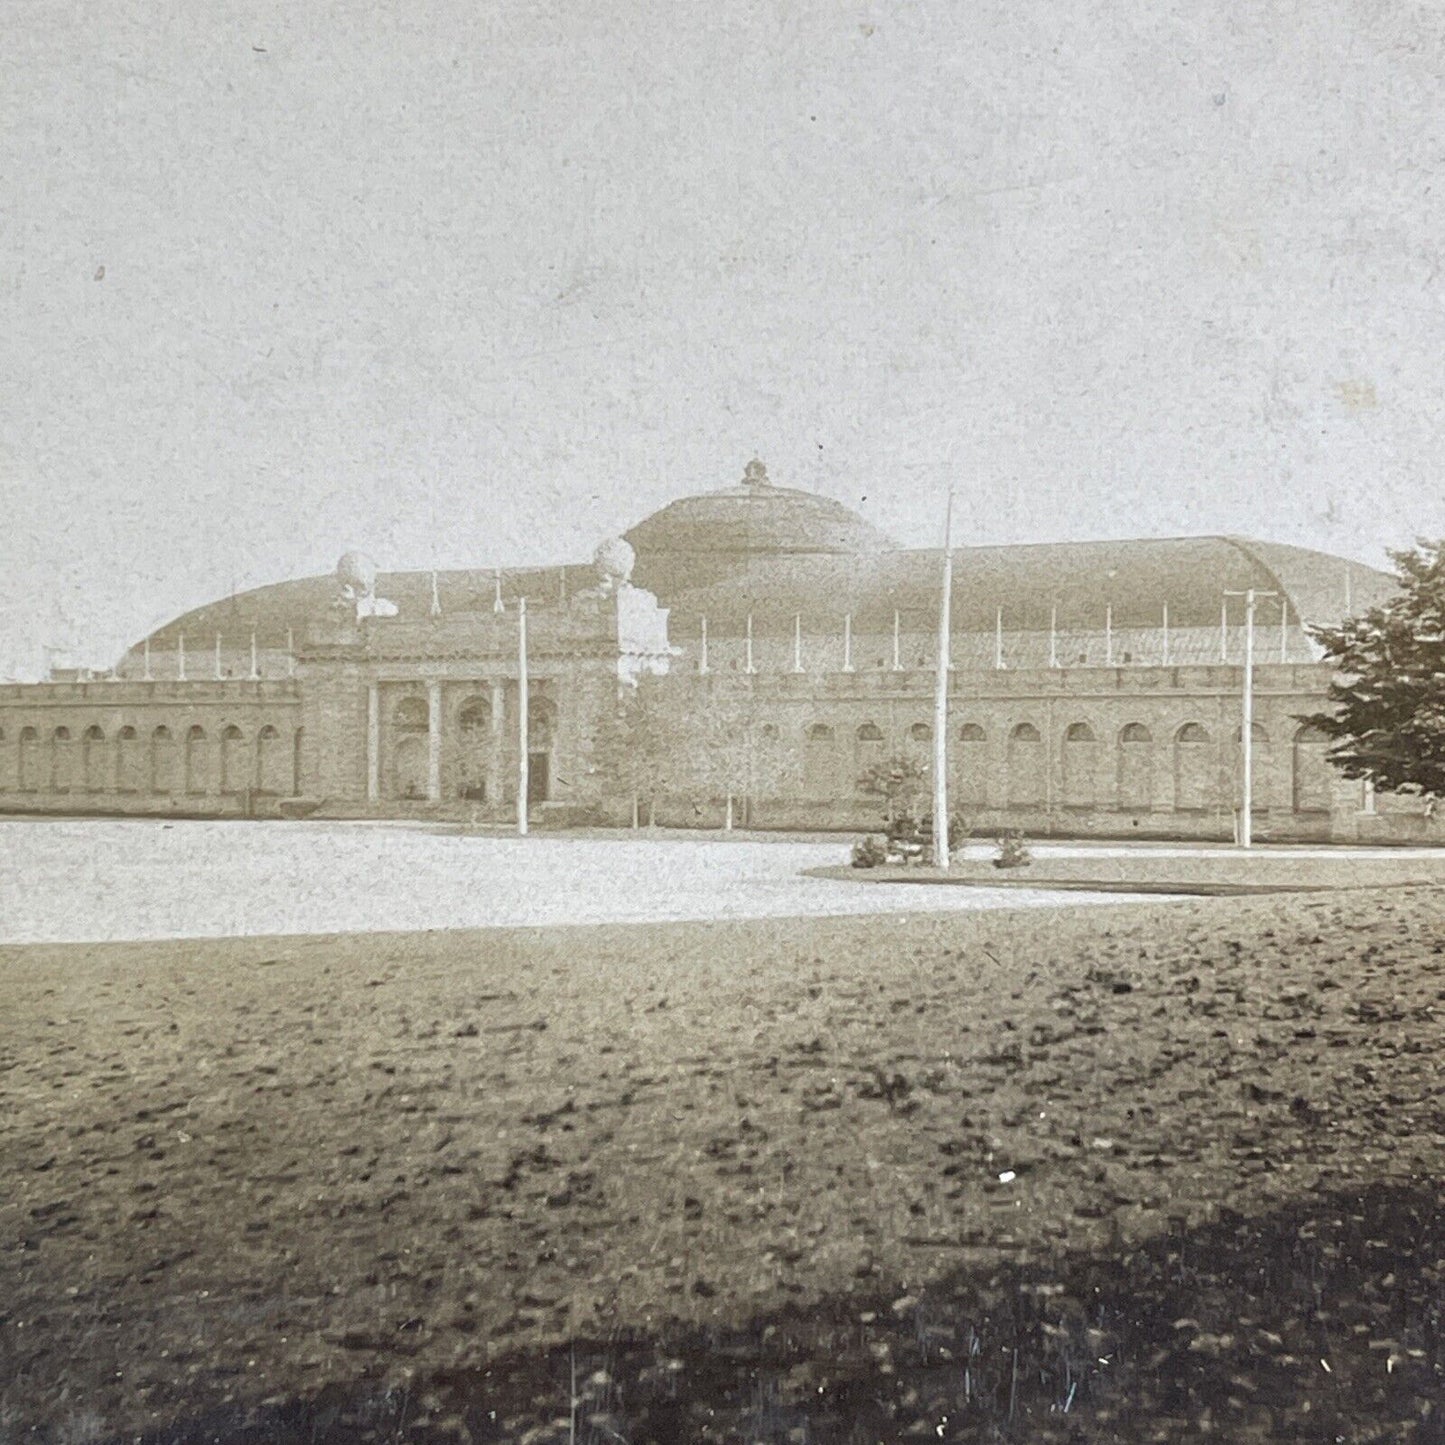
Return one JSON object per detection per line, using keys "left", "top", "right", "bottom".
{"left": 2, "top": 889, "right": 1444, "bottom": 1442}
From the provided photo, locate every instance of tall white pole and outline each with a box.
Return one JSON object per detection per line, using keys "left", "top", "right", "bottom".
{"left": 843, "top": 612, "right": 853, "bottom": 671}
{"left": 1241, "top": 590, "right": 1255, "bottom": 848}
{"left": 250, "top": 630, "right": 259, "bottom": 680}
{"left": 932, "top": 489, "right": 955, "bottom": 870}
{"left": 177, "top": 634, "right": 186, "bottom": 681}
{"left": 994, "top": 606, "right": 1003, "bottom": 670}
{"left": 1162, "top": 602, "right": 1170, "bottom": 666}
{"left": 1226, "top": 587, "right": 1276, "bottom": 850}
{"left": 793, "top": 613, "right": 802, "bottom": 672}
{"left": 699, "top": 616, "right": 709, "bottom": 674}
{"left": 1105, "top": 604, "right": 1113, "bottom": 666}
{"left": 1220, "top": 599, "right": 1228, "bottom": 662}
{"left": 517, "top": 598, "right": 529, "bottom": 836}
{"left": 745, "top": 612, "right": 755, "bottom": 673}
{"left": 1049, "top": 605, "right": 1058, "bottom": 669}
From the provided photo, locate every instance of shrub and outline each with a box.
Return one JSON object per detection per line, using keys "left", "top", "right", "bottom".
{"left": 993, "top": 830, "right": 1032, "bottom": 869}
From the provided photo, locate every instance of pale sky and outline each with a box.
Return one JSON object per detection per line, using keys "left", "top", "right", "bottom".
{"left": 4, "top": 0, "right": 1444, "bottom": 677}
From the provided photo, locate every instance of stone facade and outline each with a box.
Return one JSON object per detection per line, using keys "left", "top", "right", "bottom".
{"left": 0, "top": 464, "right": 1434, "bottom": 842}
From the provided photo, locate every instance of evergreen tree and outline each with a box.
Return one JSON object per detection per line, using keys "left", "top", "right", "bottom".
{"left": 1301, "top": 539, "right": 1445, "bottom": 799}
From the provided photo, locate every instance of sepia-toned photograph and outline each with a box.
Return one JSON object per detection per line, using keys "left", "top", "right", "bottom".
{"left": 3, "top": 2, "right": 1444, "bottom": 1440}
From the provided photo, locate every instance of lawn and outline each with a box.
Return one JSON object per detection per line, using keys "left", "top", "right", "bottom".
{"left": 2, "top": 887, "right": 1443, "bottom": 1441}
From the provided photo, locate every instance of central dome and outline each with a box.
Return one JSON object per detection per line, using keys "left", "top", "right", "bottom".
{"left": 625, "top": 460, "right": 893, "bottom": 596}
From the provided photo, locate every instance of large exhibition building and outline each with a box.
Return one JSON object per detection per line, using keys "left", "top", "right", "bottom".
{"left": 0, "top": 461, "right": 1430, "bottom": 842}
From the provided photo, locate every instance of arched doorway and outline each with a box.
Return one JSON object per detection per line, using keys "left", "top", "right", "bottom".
{"left": 955, "top": 723, "right": 987, "bottom": 807}
{"left": 18, "top": 727, "right": 39, "bottom": 792}
{"left": 185, "top": 725, "right": 212, "bottom": 796}
{"left": 82, "top": 725, "right": 107, "bottom": 792}
{"left": 1006, "top": 723, "right": 1043, "bottom": 808}
{"left": 1173, "top": 723, "right": 1213, "bottom": 811}
{"left": 1117, "top": 723, "right": 1153, "bottom": 812}
{"left": 456, "top": 695, "right": 492, "bottom": 801}
{"left": 527, "top": 696, "right": 557, "bottom": 804}
{"left": 391, "top": 696, "right": 429, "bottom": 799}
{"left": 220, "top": 726, "right": 245, "bottom": 795}
{"left": 151, "top": 726, "right": 176, "bottom": 795}
{"left": 1061, "top": 722, "right": 1098, "bottom": 809}
{"left": 802, "top": 722, "right": 835, "bottom": 800}
{"left": 1292, "top": 724, "right": 1333, "bottom": 814}
{"left": 116, "top": 727, "right": 142, "bottom": 793}
{"left": 256, "top": 725, "right": 290, "bottom": 794}
{"left": 50, "top": 728, "right": 73, "bottom": 793}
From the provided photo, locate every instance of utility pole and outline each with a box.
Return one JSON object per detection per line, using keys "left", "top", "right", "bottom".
{"left": 1224, "top": 588, "right": 1277, "bottom": 848}
{"left": 517, "top": 597, "right": 529, "bottom": 836}
{"left": 932, "top": 488, "right": 956, "bottom": 870}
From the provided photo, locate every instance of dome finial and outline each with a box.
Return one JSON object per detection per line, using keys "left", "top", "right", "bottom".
{"left": 742, "top": 457, "right": 770, "bottom": 489}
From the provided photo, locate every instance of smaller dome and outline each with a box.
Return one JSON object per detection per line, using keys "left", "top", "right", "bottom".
{"left": 594, "top": 536, "right": 636, "bottom": 587}
{"left": 337, "top": 551, "right": 377, "bottom": 595}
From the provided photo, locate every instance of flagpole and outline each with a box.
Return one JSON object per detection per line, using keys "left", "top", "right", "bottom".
{"left": 932, "top": 488, "right": 956, "bottom": 870}
{"left": 517, "top": 597, "right": 529, "bottom": 836}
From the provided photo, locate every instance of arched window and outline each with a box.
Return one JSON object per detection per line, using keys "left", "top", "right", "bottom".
{"left": 185, "top": 725, "right": 211, "bottom": 796}
{"left": 82, "top": 725, "right": 107, "bottom": 792}
{"left": 856, "top": 722, "right": 884, "bottom": 742}
{"left": 456, "top": 696, "right": 492, "bottom": 801}
{"left": 50, "top": 727, "right": 73, "bottom": 793}
{"left": 1173, "top": 723, "right": 1213, "bottom": 812}
{"left": 1292, "top": 724, "right": 1333, "bottom": 814}
{"left": 1006, "top": 722, "right": 1043, "bottom": 808}
{"left": 151, "top": 726, "right": 176, "bottom": 795}
{"left": 1118, "top": 723, "right": 1153, "bottom": 812}
{"left": 220, "top": 725, "right": 245, "bottom": 795}
{"left": 116, "top": 726, "right": 142, "bottom": 793}
{"left": 18, "top": 727, "right": 40, "bottom": 793}
{"left": 908, "top": 722, "right": 932, "bottom": 744}
{"left": 803, "top": 722, "right": 836, "bottom": 798}
{"left": 1062, "top": 722, "right": 1099, "bottom": 808}
{"left": 528, "top": 696, "right": 558, "bottom": 750}
{"left": 394, "top": 695, "right": 429, "bottom": 732}
{"left": 256, "top": 724, "right": 289, "bottom": 794}
{"left": 854, "top": 721, "right": 885, "bottom": 793}
{"left": 955, "top": 722, "right": 987, "bottom": 805}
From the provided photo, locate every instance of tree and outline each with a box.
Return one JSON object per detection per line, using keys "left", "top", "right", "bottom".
{"left": 857, "top": 751, "right": 929, "bottom": 825}
{"left": 588, "top": 675, "right": 683, "bottom": 827}
{"left": 670, "top": 681, "right": 793, "bottom": 829}
{"left": 1300, "top": 539, "right": 1445, "bottom": 800}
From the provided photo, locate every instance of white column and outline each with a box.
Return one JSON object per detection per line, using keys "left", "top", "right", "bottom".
{"left": 1162, "top": 603, "right": 1170, "bottom": 666}
{"left": 793, "top": 614, "right": 803, "bottom": 672}
{"left": 892, "top": 609, "right": 901, "bottom": 671}
{"left": 426, "top": 679, "right": 442, "bottom": 803}
{"left": 177, "top": 634, "right": 186, "bottom": 681}
{"left": 517, "top": 599, "right": 529, "bottom": 835}
{"left": 250, "top": 630, "right": 259, "bottom": 680}
{"left": 366, "top": 683, "right": 381, "bottom": 802}
{"left": 287, "top": 628, "right": 296, "bottom": 677}
{"left": 1105, "top": 605, "right": 1113, "bottom": 667}
{"left": 745, "top": 613, "right": 755, "bottom": 673}
{"left": 699, "top": 616, "right": 709, "bottom": 674}
{"left": 842, "top": 613, "right": 853, "bottom": 672}
{"left": 994, "top": 606, "right": 1004, "bottom": 670}
{"left": 1220, "top": 599, "right": 1228, "bottom": 662}
{"left": 1362, "top": 778, "right": 1376, "bottom": 815}
{"left": 1049, "top": 605, "right": 1058, "bottom": 669}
